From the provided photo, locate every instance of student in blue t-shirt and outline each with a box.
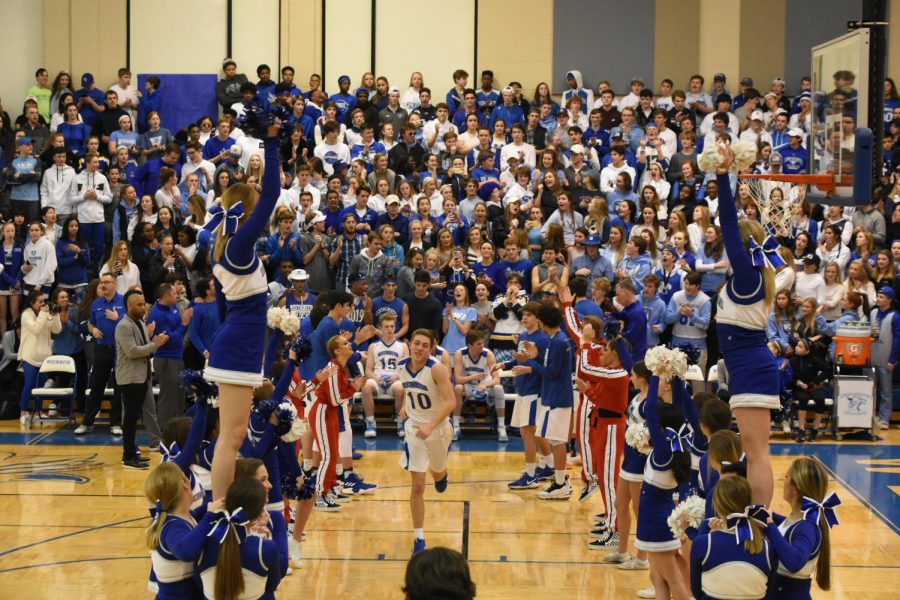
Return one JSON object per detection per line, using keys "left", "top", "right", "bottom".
{"left": 499, "top": 238, "right": 533, "bottom": 294}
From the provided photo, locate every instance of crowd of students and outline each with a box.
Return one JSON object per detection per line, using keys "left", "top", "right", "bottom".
{"left": 0, "top": 60, "right": 890, "bottom": 600}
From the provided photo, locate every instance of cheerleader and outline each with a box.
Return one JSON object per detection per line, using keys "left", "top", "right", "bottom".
{"left": 696, "top": 429, "right": 745, "bottom": 537}
{"left": 290, "top": 335, "right": 364, "bottom": 564}
{"left": 160, "top": 398, "right": 209, "bottom": 513}
{"left": 197, "top": 477, "right": 287, "bottom": 600}
{"left": 712, "top": 145, "right": 781, "bottom": 505}
{"left": 634, "top": 370, "right": 695, "bottom": 600}
{"left": 144, "top": 463, "right": 224, "bottom": 600}
{"left": 203, "top": 122, "right": 282, "bottom": 498}
{"left": 602, "top": 360, "right": 651, "bottom": 569}
{"left": 234, "top": 458, "right": 291, "bottom": 574}
{"left": 690, "top": 476, "right": 775, "bottom": 600}
{"left": 763, "top": 458, "right": 837, "bottom": 599}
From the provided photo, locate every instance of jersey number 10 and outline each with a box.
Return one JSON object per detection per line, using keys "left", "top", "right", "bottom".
{"left": 406, "top": 391, "right": 432, "bottom": 410}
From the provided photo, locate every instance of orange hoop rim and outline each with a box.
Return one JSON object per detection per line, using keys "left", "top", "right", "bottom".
{"left": 737, "top": 171, "right": 852, "bottom": 194}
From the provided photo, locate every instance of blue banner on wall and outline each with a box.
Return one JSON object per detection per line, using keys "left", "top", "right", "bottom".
{"left": 137, "top": 74, "right": 218, "bottom": 134}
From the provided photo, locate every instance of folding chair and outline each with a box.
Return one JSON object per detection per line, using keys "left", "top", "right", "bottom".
{"left": 30, "top": 355, "right": 77, "bottom": 428}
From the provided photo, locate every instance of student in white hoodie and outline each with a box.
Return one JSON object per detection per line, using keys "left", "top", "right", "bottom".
{"left": 21, "top": 222, "right": 58, "bottom": 294}
{"left": 562, "top": 70, "right": 593, "bottom": 118}
{"left": 39, "top": 147, "right": 77, "bottom": 222}
{"left": 70, "top": 152, "right": 112, "bottom": 271}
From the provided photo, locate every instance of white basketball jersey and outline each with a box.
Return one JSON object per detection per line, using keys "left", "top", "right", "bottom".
{"left": 459, "top": 349, "right": 489, "bottom": 383}
{"left": 371, "top": 339, "right": 404, "bottom": 377}
{"left": 398, "top": 357, "right": 443, "bottom": 425}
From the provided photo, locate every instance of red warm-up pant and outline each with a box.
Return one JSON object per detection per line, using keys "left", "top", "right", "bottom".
{"left": 310, "top": 401, "right": 339, "bottom": 495}
{"left": 589, "top": 412, "right": 626, "bottom": 529}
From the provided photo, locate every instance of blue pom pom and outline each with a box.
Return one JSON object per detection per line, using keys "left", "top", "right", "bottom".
{"left": 285, "top": 335, "right": 313, "bottom": 362}
{"left": 604, "top": 319, "right": 622, "bottom": 341}
{"left": 178, "top": 370, "right": 219, "bottom": 402}
{"left": 671, "top": 344, "right": 702, "bottom": 366}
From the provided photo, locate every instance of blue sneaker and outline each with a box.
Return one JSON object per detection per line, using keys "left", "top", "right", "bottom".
{"left": 343, "top": 472, "right": 378, "bottom": 494}
{"left": 434, "top": 474, "right": 449, "bottom": 493}
{"left": 352, "top": 449, "right": 364, "bottom": 460}
{"left": 535, "top": 465, "right": 554, "bottom": 481}
{"left": 508, "top": 472, "right": 539, "bottom": 490}
{"left": 412, "top": 538, "right": 426, "bottom": 556}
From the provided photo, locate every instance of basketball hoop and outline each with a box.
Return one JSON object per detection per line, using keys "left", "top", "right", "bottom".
{"left": 738, "top": 171, "right": 849, "bottom": 237}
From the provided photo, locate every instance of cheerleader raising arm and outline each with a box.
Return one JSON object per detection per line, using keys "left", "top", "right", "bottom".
{"left": 164, "top": 398, "right": 208, "bottom": 476}
{"left": 715, "top": 152, "right": 761, "bottom": 297}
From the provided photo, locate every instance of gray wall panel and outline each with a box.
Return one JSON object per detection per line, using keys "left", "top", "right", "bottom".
{"left": 784, "top": 0, "right": 862, "bottom": 93}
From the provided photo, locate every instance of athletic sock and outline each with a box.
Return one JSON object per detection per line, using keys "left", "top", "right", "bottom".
{"left": 302, "top": 458, "right": 313, "bottom": 472}
{"left": 452, "top": 415, "right": 460, "bottom": 427}
{"left": 414, "top": 528, "right": 424, "bottom": 540}
{"left": 336, "top": 465, "right": 344, "bottom": 478}
{"left": 539, "top": 454, "right": 552, "bottom": 468}
{"left": 366, "top": 417, "right": 376, "bottom": 426}
{"left": 555, "top": 470, "right": 566, "bottom": 485}
{"left": 525, "top": 463, "right": 536, "bottom": 477}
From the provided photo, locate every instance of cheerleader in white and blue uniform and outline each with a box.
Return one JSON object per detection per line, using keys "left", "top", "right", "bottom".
{"left": 203, "top": 125, "right": 282, "bottom": 499}
{"left": 160, "top": 398, "right": 210, "bottom": 514}
{"left": 144, "top": 461, "right": 223, "bottom": 600}
{"left": 634, "top": 373, "right": 696, "bottom": 600}
{"left": 690, "top": 476, "right": 775, "bottom": 600}
{"left": 763, "top": 457, "right": 838, "bottom": 599}
{"left": 712, "top": 147, "right": 781, "bottom": 506}
{"left": 197, "top": 477, "right": 286, "bottom": 600}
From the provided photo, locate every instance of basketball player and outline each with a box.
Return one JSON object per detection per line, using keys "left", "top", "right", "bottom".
{"left": 399, "top": 329, "right": 457, "bottom": 556}
{"left": 453, "top": 330, "right": 508, "bottom": 442}
{"left": 361, "top": 313, "right": 409, "bottom": 438}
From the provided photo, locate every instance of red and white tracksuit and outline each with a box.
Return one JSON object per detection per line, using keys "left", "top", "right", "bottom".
{"left": 309, "top": 360, "right": 354, "bottom": 495}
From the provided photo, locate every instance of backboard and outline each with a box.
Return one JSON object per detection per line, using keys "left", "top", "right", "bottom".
{"left": 810, "top": 29, "right": 871, "bottom": 199}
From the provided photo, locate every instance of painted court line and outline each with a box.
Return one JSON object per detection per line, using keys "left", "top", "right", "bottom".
{"left": 0, "top": 516, "right": 147, "bottom": 558}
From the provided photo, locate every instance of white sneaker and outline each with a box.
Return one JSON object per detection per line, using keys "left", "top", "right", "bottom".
{"left": 48, "top": 404, "right": 58, "bottom": 417}
{"left": 288, "top": 537, "right": 302, "bottom": 566}
{"left": 637, "top": 587, "right": 656, "bottom": 599}
{"left": 618, "top": 557, "right": 649, "bottom": 570}
{"left": 73, "top": 424, "right": 93, "bottom": 435}
{"left": 497, "top": 427, "right": 508, "bottom": 443}
{"left": 19, "top": 414, "right": 31, "bottom": 427}
{"left": 537, "top": 476, "right": 572, "bottom": 500}
{"left": 110, "top": 425, "right": 123, "bottom": 436}
{"left": 782, "top": 421, "right": 791, "bottom": 435}
{"left": 364, "top": 421, "right": 377, "bottom": 438}
{"left": 602, "top": 550, "right": 629, "bottom": 564}
{"left": 452, "top": 423, "right": 461, "bottom": 441}
{"left": 879, "top": 420, "right": 890, "bottom": 430}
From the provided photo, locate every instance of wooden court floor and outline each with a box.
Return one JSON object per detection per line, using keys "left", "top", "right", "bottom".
{"left": 0, "top": 424, "right": 898, "bottom": 599}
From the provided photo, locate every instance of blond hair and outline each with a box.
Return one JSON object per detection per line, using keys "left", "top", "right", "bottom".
{"left": 214, "top": 183, "right": 259, "bottom": 262}
{"left": 787, "top": 458, "right": 832, "bottom": 591}
{"left": 738, "top": 218, "right": 775, "bottom": 306}
{"left": 144, "top": 462, "right": 188, "bottom": 550}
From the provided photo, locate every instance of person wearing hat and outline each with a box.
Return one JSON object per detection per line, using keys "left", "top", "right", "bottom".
{"left": 215, "top": 58, "right": 249, "bottom": 111}
{"left": 489, "top": 86, "right": 525, "bottom": 131}
{"left": 570, "top": 233, "right": 614, "bottom": 287}
{"left": 871, "top": 286, "right": 900, "bottom": 429}
{"left": 278, "top": 268, "right": 316, "bottom": 320}
{"left": 350, "top": 87, "right": 379, "bottom": 129}
{"left": 769, "top": 77, "right": 792, "bottom": 113}
{"left": 376, "top": 195, "right": 410, "bottom": 245}
{"left": 792, "top": 253, "right": 825, "bottom": 304}
{"left": 739, "top": 109, "right": 773, "bottom": 147}
{"left": 295, "top": 211, "right": 331, "bottom": 293}
{"left": 330, "top": 75, "right": 357, "bottom": 122}
{"left": 731, "top": 77, "right": 755, "bottom": 110}
{"left": 73, "top": 73, "right": 106, "bottom": 128}
{"left": 109, "top": 114, "right": 139, "bottom": 157}
{"left": 777, "top": 128, "right": 807, "bottom": 175}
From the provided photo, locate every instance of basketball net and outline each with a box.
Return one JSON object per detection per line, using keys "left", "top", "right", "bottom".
{"left": 743, "top": 178, "right": 806, "bottom": 237}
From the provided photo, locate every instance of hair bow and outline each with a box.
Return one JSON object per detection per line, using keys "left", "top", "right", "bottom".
{"left": 203, "top": 202, "right": 244, "bottom": 236}
{"left": 148, "top": 499, "right": 163, "bottom": 528}
{"left": 208, "top": 507, "right": 250, "bottom": 544}
{"left": 748, "top": 234, "right": 786, "bottom": 270}
{"left": 159, "top": 440, "right": 181, "bottom": 461}
{"left": 726, "top": 508, "right": 756, "bottom": 545}
{"left": 720, "top": 453, "right": 748, "bottom": 476}
{"left": 746, "top": 503, "right": 770, "bottom": 526}
{"left": 665, "top": 423, "right": 693, "bottom": 453}
{"left": 801, "top": 492, "right": 841, "bottom": 529}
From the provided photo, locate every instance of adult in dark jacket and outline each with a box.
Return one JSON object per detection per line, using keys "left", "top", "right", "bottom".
{"left": 347, "top": 89, "right": 379, "bottom": 130}
{"left": 388, "top": 125, "right": 426, "bottom": 178}
{"left": 134, "top": 144, "right": 181, "bottom": 199}
{"left": 91, "top": 91, "right": 127, "bottom": 153}
{"left": 403, "top": 270, "right": 443, "bottom": 339}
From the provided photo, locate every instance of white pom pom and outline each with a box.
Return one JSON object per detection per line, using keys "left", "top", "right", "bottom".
{"left": 625, "top": 424, "right": 651, "bottom": 454}
{"left": 697, "top": 144, "right": 725, "bottom": 173}
{"left": 645, "top": 346, "right": 688, "bottom": 381}
{"left": 731, "top": 141, "right": 758, "bottom": 172}
{"left": 281, "top": 314, "right": 301, "bottom": 337}
{"left": 207, "top": 396, "right": 219, "bottom": 409}
{"left": 267, "top": 306, "right": 288, "bottom": 330}
{"left": 667, "top": 494, "right": 706, "bottom": 540}
{"left": 281, "top": 418, "right": 308, "bottom": 442}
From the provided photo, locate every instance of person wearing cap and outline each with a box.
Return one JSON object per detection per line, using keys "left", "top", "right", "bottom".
{"left": 489, "top": 87, "right": 525, "bottom": 131}
{"left": 710, "top": 72, "right": 729, "bottom": 99}
{"left": 769, "top": 77, "right": 792, "bottom": 113}
{"left": 739, "top": 109, "right": 773, "bottom": 147}
{"left": 731, "top": 77, "right": 755, "bottom": 111}
{"left": 279, "top": 269, "right": 316, "bottom": 320}
{"left": 608, "top": 107, "right": 643, "bottom": 156}
{"left": 73, "top": 73, "right": 106, "bottom": 128}
{"left": 293, "top": 211, "right": 330, "bottom": 293}
{"left": 215, "top": 58, "right": 248, "bottom": 111}
{"left": 793, "top": 254, "right": 825, "bottom": 304}
{"left": 571, "top": 233, "right": 614, "bottom": 287}
{"left": 376, "top": 195, "right": 410, "bottom": 243}
{"left": 378, "top": 87, "right": 409, "bottom": 136}
{"left": 788, "top": 91, "right": 812, "bottom": 133}
{"left": 776, "top": 128, "right": 807, "bottom": 175}
{"left": 108, "top": 114, "right": 139, "bottom": 157}
{"left": 699, "top": 94, "right": 738, "bottom": 138}
{"left": 330, "top": 75, "right": 356, "bottom": 122}
{"left": 871, "top": 286, "right": 900, "bottom": 428}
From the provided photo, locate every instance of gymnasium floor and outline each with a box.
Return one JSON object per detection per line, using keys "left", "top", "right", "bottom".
{"left": 0, "top": 422, "right": 898, "bottom": 599}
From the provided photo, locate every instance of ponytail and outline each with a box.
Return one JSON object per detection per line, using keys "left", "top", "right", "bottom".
{"left": 713, "top": 476, "right": 764, "bottom": 555}
{"left": 670, "top": 450, "right": 692, "bottom": 485}
{"left": 788, "top": 458, "right": 832, "bottom": 591}
{"left": 143, "top": 463, "right": 187, "bottom": 551}
{"left": 215, "top": 476, "right": 267, "bottom": 600}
